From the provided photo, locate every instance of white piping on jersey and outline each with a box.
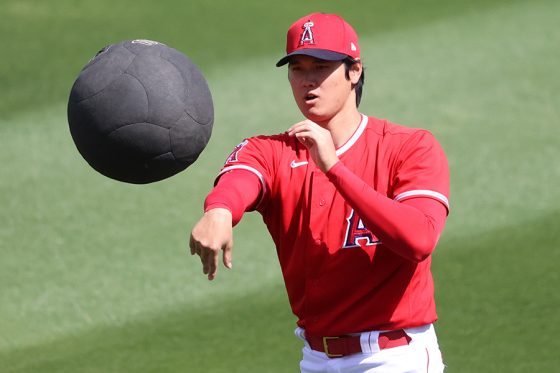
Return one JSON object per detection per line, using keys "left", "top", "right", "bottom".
{"left": 218, "top": 165, "right": 267, "bottom": 208}
{"left": 394, "top": 190, "right": 450, "bottom": 209}
{"left": 335, "top": 114, "right": 368, "bottom": 156}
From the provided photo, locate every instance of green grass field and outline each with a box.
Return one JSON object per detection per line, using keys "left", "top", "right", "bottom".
{"left": 1, "top": 0, "right": 559, "bottom": 371}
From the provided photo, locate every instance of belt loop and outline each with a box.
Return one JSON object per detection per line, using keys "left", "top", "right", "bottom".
{"left": 361, "top": 331, "right": 380, "bottom": 354}
{"left": 295, "top": 327, "right": 307, "bottom": 343}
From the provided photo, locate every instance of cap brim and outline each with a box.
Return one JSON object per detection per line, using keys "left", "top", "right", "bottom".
{"left": 276, "top": 49, "right": 349, "bottom": 67}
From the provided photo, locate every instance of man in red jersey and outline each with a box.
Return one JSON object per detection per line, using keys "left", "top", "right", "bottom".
{"left": 189, "top": 12, "right": 449, "bottom": 372}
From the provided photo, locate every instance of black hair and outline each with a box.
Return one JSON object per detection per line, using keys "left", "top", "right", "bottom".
{"left": 344, "top": 58, "right": 365, "bottom": 107}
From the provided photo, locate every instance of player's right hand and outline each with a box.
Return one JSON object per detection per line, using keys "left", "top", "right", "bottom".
{"left": 287, "top": 119, "right": 339, "bottom": 173}
{"left": 189, "top": 208, "right": 234, "bottom": 281}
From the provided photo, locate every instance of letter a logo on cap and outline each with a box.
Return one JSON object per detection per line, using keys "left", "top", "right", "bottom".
{"left": 300, "top": 21, "right": 315, "bottom": 45}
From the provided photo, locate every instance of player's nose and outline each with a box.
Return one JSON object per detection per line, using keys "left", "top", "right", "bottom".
{"left": 301, "top": 72, "right": 317, "bottom": 87}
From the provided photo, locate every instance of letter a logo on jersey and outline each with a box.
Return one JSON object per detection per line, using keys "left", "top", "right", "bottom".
{"left": 343, "top": 209, "right": 381, "bottom": 248}
{"left": 225, "top": 139, "right": 249, "bottom": 164}
{"left": 300, "top": 21, "right": 315, "bottom": 45}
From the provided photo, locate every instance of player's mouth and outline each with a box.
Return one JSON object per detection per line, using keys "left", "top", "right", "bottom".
{"left": 304, "top": 93, "right": 318, "bottom": 104}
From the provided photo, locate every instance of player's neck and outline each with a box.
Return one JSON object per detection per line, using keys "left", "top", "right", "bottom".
{"left": 318, "top": 108, "right": 362, "bottom": 149}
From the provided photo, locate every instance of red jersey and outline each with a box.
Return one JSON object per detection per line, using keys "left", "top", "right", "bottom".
{"left": 216, "top": 115, "right": 450, "bottom": 336}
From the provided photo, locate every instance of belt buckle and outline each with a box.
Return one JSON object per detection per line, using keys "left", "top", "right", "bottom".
{"left": 323, "top": 336, "right": 343, "bottom": 358}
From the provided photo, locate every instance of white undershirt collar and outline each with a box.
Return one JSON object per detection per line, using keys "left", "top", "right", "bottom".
{"left": 335, "top": 114, "right": 368, "bottom": 157}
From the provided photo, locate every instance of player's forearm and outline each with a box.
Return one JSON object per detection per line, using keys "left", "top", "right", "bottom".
{"left": 204, "top": 170, "right": 261, "bottom": 226}
{"left": 326, "top": 162, "right": 446, "bottom": 262}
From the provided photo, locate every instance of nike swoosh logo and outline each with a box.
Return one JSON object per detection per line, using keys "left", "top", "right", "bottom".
{"left": 290, "top": 160, "right": 309, "bottom": 168}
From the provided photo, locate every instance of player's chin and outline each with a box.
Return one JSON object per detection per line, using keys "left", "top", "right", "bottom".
{"left": 302, "top": 110, "right": 331, "bottom": 125}
{"left": 296, "top": 103, "right": 326, "bottom": 122}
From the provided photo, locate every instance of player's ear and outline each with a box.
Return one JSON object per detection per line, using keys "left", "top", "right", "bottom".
{"left": 349, "top": 60, "right": 362, "bottom": 85}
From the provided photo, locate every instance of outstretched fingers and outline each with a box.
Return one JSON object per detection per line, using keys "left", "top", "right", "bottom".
{"left": 189, "top": 208, "right": 234, "bottom": 281}
{"left": 223, "top": 243, "right": 233, "bottom": 269}
{"left": 203, "top": 247, "right": 219, "bottom": 280}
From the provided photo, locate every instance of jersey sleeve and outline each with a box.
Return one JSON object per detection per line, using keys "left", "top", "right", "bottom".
{"left": 205, "top": 169, "right": 262, "bottom": 226}
{"left": 215, "top": 136, "right": 278, "bottom": 209}
{"left": 392, "top": 130, "right": 450, "bottom": 212}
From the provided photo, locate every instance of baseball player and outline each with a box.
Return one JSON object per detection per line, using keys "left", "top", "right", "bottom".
{"left": 189, "top": 12, "right": 449, "bottom": 372}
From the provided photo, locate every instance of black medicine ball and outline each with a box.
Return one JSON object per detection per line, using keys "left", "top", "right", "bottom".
{"left": 68, "top": 39, "right": 213, "bottom": 184}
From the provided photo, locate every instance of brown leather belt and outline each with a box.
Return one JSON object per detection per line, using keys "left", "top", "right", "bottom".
{"left": 306, "top": 329, "right": 411, "bottom": 358}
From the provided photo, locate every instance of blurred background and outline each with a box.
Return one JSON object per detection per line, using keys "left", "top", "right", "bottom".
{"left": 1, "top": 0, "right": 559, "bottom": 371}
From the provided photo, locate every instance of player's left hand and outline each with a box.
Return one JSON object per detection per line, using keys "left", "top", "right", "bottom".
{"left": 287, "top": 120, "right": 339, "bottom": 173}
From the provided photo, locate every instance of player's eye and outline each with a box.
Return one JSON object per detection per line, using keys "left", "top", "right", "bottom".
{"left": 315, "top": 64, "right": 332, "bottom": 71}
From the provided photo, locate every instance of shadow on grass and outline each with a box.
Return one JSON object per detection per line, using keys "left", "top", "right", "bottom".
{"left": 1, "top": 283, "right": 300, "bottom": 373}
{"left": 434, "top": 210, "right": 560, "bottom": 372}
{"left": 4, "top": 210, "right": 559, "bottom": 373}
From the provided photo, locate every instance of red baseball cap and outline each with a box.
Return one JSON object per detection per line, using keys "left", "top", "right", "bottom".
{"left": 276, "top": 13, "right": 360, "bottom": 67}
